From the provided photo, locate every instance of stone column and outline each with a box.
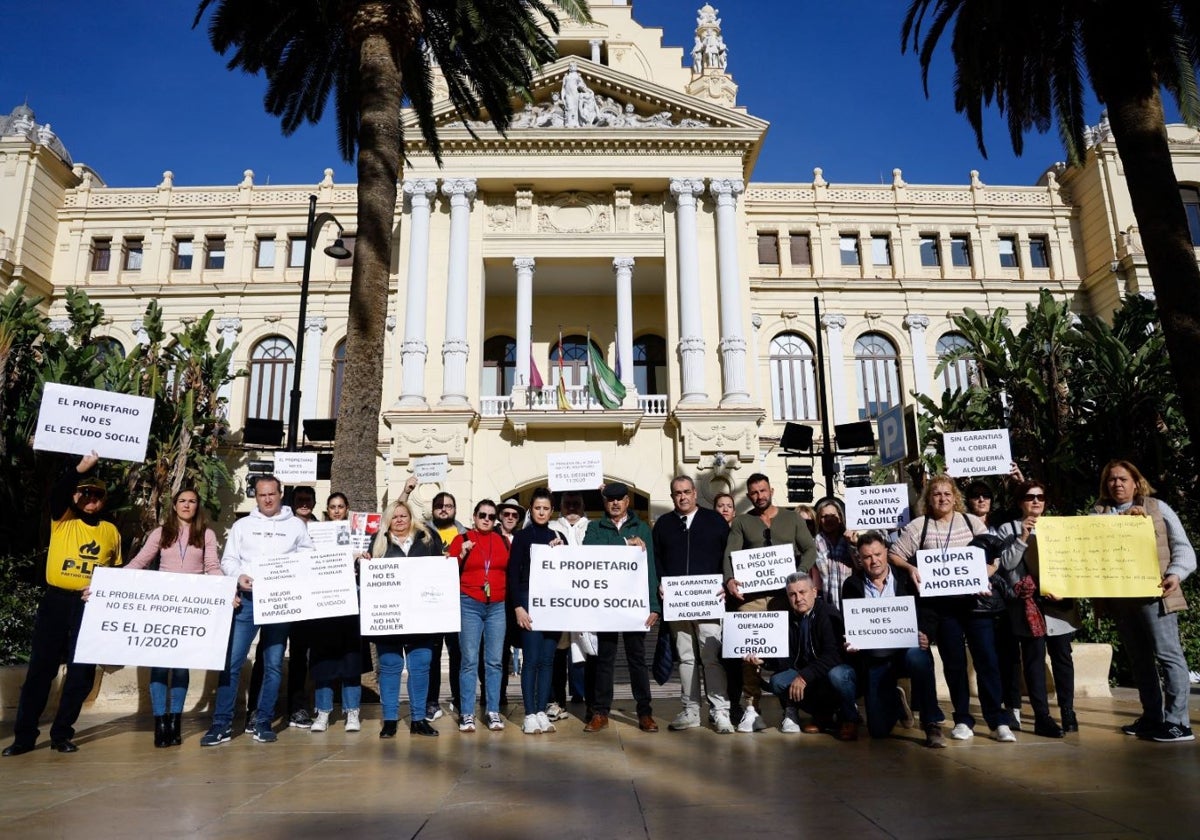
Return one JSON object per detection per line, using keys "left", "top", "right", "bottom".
{"left": 613, "top": 257, "right": 636, "bottom": 395}
{"left": 589, "top": 39, "right": 602, "bottom": 63}
{"left": 439, "top": 178, "right": 476, "bottom": 407}
{"left": 821, "top": 314, "right": 850, "bottom": 425}
{"left": 216, "top": 317, "right": 242, "bottom": 408}
{"left": 904, "top": 314, "right": 932, "bottom": 400}
{"left": 131, "top": 319, "right": 150, "bottom": 346}
{"left": 301, "top": 316, "right": 326, "bottom": 425}
{"left": 709, "top": 177, "right": 750, "bottom": 404}
{"left": 670, "top": 177, "right": 708, "bottom": 404}
{"left": 514, "top": 257, "right": 535, "bottom": 393}
{"left": 398, "top": 178, "right": 438, "bottom": 407}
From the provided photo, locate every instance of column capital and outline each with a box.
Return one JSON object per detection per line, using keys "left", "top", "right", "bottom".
{"left": 217, "top": 317, "right": 242, "bottom": 334}
{"left": 669, "top": 177, "right": 706, "bottom": 204}
{"left": 305, "top": 316, "right": 327, "bottom": 333}
{"left": 612, "top": 256, "right": 635, "bottom": 274}
{"left": 904, "top": 314, "right": 930, "bottom": 332}
{"left": 401, "top": 338, "right": 428, "bottom": 355}
{"left": 386, "top": 314, "right": 397, "bottom": 332}
{"left": 821, "top": 313, "right": 847, "bottom": 332}
{"left": 513, "top": 256, "right": 536, "bottom": 273}
{"left": 48, "top": 318, "right": 71, "bottom": 333}
{"left": 441, "top": 178, "right": 477, "bottom": 201}
{"left": 708, "top": 178, "right": 745, "bottom": 206}
{"left": 403, "top": 178, "right": 439, "bottom": 202}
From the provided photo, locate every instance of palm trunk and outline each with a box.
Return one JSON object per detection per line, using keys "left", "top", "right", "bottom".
{"left": 331, "top": 29, "right": 404, "bottom": 510}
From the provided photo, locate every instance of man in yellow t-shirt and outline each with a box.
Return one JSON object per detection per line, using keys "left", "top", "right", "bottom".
{"left": 3, "top": 452, "right": 121, "bottom": 757}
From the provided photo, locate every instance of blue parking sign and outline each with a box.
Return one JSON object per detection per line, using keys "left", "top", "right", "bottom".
{"left": 877, "top": 404, "right": 907, "bottom": 467}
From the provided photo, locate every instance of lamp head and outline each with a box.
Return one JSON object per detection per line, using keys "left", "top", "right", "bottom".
{"left": 324, "top": 239, "right": 351, "bottom": 260}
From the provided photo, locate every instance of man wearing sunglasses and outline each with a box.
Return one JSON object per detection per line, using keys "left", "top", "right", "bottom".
{"left": 5, "top": 452, "right": 122, "bottom": 757}
{"left": 425, "top": 492, "right": 466, "bottom": 721}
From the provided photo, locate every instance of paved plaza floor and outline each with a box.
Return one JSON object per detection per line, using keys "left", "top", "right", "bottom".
{"left": 1, "top": 688, "right": 1198, "bottom": 839}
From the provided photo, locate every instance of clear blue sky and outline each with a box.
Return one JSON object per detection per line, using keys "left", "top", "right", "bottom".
{"left": 2, "top": 0, "right": 1126, "bottom": 189}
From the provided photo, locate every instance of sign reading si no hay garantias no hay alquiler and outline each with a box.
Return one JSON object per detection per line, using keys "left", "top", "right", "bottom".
{"left": 359, "top": 556, "right": 461, "bottom": 636}
{"left": 844, "top": 483, "right": 910, "bottom": 531}
{"left": 251, "top": 549, "right": 360, "bottom": 624}
{"left": 34, "top": 383, "right": 155, "bottom": 462}
{"left": 528, "top": 544, "right": 650, "bottom": 631}
{"left": 74, "top": 567, "right": 238, "bottom": 670}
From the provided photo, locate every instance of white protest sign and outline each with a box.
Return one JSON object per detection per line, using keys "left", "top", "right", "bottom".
{"left": 916, "top": 546, "right": 989, "bottom": 597}
{"left": 844, "top": 483, "right": 910, "bottom": 531}
{"left": 528, "top": 544, "right": 650, "bottom": 631}
{"left": 721, "top": 611, "right": 789, "bottom": 658}
{"left": 730, "top": 544, "right": 795, "bottom": 594}
{"left": 546, "top": 451, "right": 603, "bottom": 492}
{"left": 843, "top": 597, "right": 921, "bottom": 650}
{"left": 253, "top": 549, "right": 359, "bottom": 623}
{"left": 360, "top": 556, "right": 461, "bottom": 635}
{"left": 943, "top": 429, "right": 1013, "bottom": 478}
{"left": 74, "top": 567, "right": 237, "bottom": 670}
{"left": 274, "top": 451, "right": 318, "bottom": 483}
{"left": 412, "top": 454, "right": 449, "bottom": 484}
{"left": 307, "top": 520, "right": 352, "bottom": 550}
{"left": 34, "top": 382, "right": 155, "bottom": 462}
{"left": 662, "top": 574, "right": 725, "bottom": 622}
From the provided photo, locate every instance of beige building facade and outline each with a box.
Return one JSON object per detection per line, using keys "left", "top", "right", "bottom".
{"left": 0, "top": 2, "right": 1185, "bottom": 519}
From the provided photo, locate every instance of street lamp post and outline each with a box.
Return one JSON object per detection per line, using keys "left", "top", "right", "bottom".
{"left": 287, "top": 194, "right": 350, "bottom": 451}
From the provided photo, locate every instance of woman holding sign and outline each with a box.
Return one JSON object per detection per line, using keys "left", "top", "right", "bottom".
{"left": 122, "top": 487, "right": 222, "bottom": 747}
{"left": 890, "top": 475, "right": 1016, "bottom": 743}
{"left": 510, "top": 487, "right": 563, "bottom": 734}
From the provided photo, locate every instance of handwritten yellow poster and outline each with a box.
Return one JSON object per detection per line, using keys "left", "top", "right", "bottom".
{"left": 1036, "top": 515, "right": 1162, "bottom": 598}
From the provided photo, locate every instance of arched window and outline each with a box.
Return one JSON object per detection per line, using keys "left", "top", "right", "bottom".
{"left": 936, "top": 332, "right": 977, "bottom": 393}
{"left": 1182, "top": 186, "right": 1200, "bottom": 245}
{"left": 330, "top": 339, "right": 347, "bottom": 413}
{"left": 633, "top": 334, "right": 667, "bottom": 394}
{"left": 549, "top": 334, "right": 601, "bottom": 388}
{"left": 247, "top": 335, "right": 294, "bottom": 421}
{"left": 483, "top": 335, "right": 517, "bottom": 396}
{"left": 769, "top": 332, "right": 818, "bottom": 421}
{"left": 854, "top": 332, "right": 901, "bottom": 420}
{"left": 91, "top": 337, "right": 125, "bottom": 365}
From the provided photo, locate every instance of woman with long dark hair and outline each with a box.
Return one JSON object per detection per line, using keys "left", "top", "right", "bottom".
{"left": 510, "top": 488, "right": 561, "bottom": 734}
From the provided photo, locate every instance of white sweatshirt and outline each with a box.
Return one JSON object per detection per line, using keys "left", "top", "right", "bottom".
{"left": 220, "top": 505, "right": 313, "bottom": 579}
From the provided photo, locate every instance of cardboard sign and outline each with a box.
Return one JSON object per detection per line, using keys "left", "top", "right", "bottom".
{"left": 34, "top": 382, "right": 155, "bottom": 462}
{"left": 1035, "top": 515, "right": 1162, "bottom": 598}
{"left": 943, "top": 429, "right": 1013, "bottom": 478}
{"left": 729, "top": 544, "right": 796, "bottom": 594}
{"left": 412, "top": 454, "right": 449, "bottom": 484}
{"left": 274, "top": 451, "right": 318, "bottom": 483}
{"left": 843, "top": 597, "right": 921, "bottom": 649}
{"left": 528, "top": 544, "right": 650, "bottom": 631}
{"left": 74, "top": 567, "right": 237, "bottom": 670}
{"left": 360, "top": 556, "right": 461, "bottom": 635}
{"left": 350, "top": 512, "right": 383, "bottom": 554}
{"left": 915, "top": 546, "right": 989, "bottom": 597}
{"left": 721, "top": 611, "right": 789, "bottom": 658}
{"left": 252, "top": 549, "right": 359, "bottom": 624}
{"left": 546, "top": 451, "right": 603, "bottom": 492}
{"left": 307, "top": 520, "right": 352, "bottom": 549}
{"left": 844, "top": 483, "right": 910, "bottom": 531}
{"left": 662, "top": 574, "right": 725, "bottom": 622}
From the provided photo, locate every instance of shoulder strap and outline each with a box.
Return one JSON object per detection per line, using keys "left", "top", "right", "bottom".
{"left": 919, "top": 515, "right": 930, "bottom": 549}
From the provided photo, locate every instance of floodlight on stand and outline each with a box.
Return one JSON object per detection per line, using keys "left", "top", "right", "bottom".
{"left": 834, "top": 420, "right": 875, "bottom": 451}
{"left": 779, "top": 422, "right": 815, "bottom": 453}
{"left": 304, "top": 418, "right": 337, "bottom": 444}
{"left": 786, "top": 462, "right": 816, "bottom": 504}
{"left": 843, "top": 463, "right": 872, "bottom": 488}
{"left": 248, "top": 459, "right": 274, "bottom": 473}
{"left": 243, "top": 417, "right": 285, "bottom": 448}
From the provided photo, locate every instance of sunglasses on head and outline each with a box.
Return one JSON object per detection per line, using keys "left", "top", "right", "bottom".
{"left": 477, "top": 511, "right": 497, "bottom": 521}
{"left": 78, "top": 487, "right": 106, "bottom": 501}
{"left": 1021, "top": 493, "right": 1046, "bottom": 502}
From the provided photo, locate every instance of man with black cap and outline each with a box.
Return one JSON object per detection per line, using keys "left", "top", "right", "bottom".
{"left": 582, "top": 482, "right": 661, "bottom": 732}
{"left": 4, "top": 452, "right": 122, "bottom": 756}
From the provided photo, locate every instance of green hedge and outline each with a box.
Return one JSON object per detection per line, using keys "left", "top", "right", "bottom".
{"left": 0, "top": 553, "right": 41, "bottom": 666}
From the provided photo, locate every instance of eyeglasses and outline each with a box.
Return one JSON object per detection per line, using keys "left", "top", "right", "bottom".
{"left": 476, "top": 512, "right": 497, "bottom": 521}
{"left": 1021, "top": 493, "right": 1046, "bottom": 502}
{"left": 78, "top": 488, "right": 106, "bottom": 501}
{"left": 436, "top": 502, "right": 455, "bottom": 509}
{"left": 500, "top": 511, "right": 520, "bottom": 518}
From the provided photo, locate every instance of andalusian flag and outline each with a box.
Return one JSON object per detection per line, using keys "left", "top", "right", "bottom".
{"left": 587, "top": 343, "right": 626, "bottom": 410}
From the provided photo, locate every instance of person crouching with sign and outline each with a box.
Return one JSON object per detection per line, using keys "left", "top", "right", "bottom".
{"left": 4, "top": 452, "right": 122, "bottom": 757}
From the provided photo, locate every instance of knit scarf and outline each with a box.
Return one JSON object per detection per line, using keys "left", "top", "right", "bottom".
{"left": 1012, "top": 575, "right": 1046, "bottom": 637}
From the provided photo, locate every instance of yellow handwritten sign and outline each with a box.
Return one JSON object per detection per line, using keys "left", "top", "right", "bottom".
{"left": 1036, "top": 515, "right": 1161, "bottom": 598}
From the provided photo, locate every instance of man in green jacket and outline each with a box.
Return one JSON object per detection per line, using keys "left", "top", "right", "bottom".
{"left": 582, "top": 482, "right": 661, "bottom": 733}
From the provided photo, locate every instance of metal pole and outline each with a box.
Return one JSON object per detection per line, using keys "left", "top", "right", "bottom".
{"left": 287, "top": 194, "right": 317, "bottom": 452}
{"left": 813, "top": 296, "right": 837, "bottom": 492}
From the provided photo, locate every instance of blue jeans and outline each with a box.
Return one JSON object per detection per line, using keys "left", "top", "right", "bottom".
{"left": 211, "top": 591, "right": 289, "bottom": 730}
{"left": 148, "top": 667, "right": 190, "bottom": 715}
{"left": 935, "top": 611, "right": 1010, "bottom": 729}
{"left": 459, "top": 595, "right": 506, "bottom": 715}
{"left": 1114, "top": 601, "right": 1190, "bottom": 727}
{"left": 377, "top": 640, "right": 433, "bottom": 722}
{"left": 520, "top": 629, "right": 559, "bottom": 715}
{"left": 314, "top": 680, "right": 362, "bottom": 714}
{"left": 769, "top": 664, "right": 859, "bottom": 722}
{"left": 861, "top": 648, "right": 943, "bottom": 737}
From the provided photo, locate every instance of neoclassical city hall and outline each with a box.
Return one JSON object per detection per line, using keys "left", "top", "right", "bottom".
{"left": 0, "top": 1, "right": 1192, "bottom": 516}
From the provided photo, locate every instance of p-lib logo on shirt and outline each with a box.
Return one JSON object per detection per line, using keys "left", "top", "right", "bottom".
{"left": 61, "top": 539, "right": 102, "bottom": 575}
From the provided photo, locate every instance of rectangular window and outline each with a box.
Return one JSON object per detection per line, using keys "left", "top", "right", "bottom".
{"left": 870, "top": 235, "right": 891, "bottom": 266}
{"left": 756, "top": 232, "right": 779, "bottom": 265}
{"left": 123, "top": 238, "right": 143, "bottom": 271}
{"left": 336, "top": 233, "right": 355, "bottom": 267}
{"left": 90, "top": 238, "right": 111, "bottom": 272}
{"left": 256, "top": 236, "right": 276, "bottom": 269}
{"left": 789, "top": 232, "right": 811, "bottom": 266}
{"left": 288, "top": 235, "right": 307, "bottom": 268}
{"left": 949, "top": 235, "right": 971, "bottom": 268}
{"left": 839, "top": 234, "right": 860, "bottom": 266}
{"left": 173, "top": 239, "right": 193, "bottom": 271}
{"left": 998, "top": 235, "right": 1019, "bottom": 268}
{"left": 1029, "top": 235, "right": 1050, "bottom": 269}
{"left": 919, "top": 234, "right": 940, "bottom": 267}
{"left": 205, "top": 236, "right": 226, "bottom": 270}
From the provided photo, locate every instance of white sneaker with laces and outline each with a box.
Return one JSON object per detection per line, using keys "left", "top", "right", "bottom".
{"left": 536, "top": 711, "right": 555, "bottom": 733}
{"left": 546, "top": 702, "right": 568, "bottom": 721}
{"left": 712, "top": 711, "right": 735, "bottom": 734}
{"left": 780, "top": 707, "right": 801, "bottom": 734}
{"left": 668, "top": 710, "right": 701, "bottom": 731}
{"left": 310, "top": 711, "right": 330, "bottom": 733}
{"left": 736, "top": 705, "right": 765, "bottom": 733}
{"left": 950, "top": 723, "right": 974, "bottom": 740}
{"left": 523, "top": 714, "right": 541, "bottom": 735}
{"left": 992, "top": 724, "right": 1017, "bottom": 742}
{"left": 458, "top": 714, "right": 476, "bottom": 733}
{"left": 486, "top": 712, "right": 506, "bottom": 731}
{"left": 345, "top": 710, "right": 361, "bottom": 732}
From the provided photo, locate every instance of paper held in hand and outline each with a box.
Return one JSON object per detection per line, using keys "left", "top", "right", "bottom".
{"left": 915, "top": 546, "right": 989, "bottom": 597}
{"left": 844, "top": 483, "right": 910, "bottom": 531}
{"left": 412, "top": 454, "right": 449, "bottom": 484}
{"left": 34, "top": 382, "right": 156, "bottom": 462}
{"left": 546, "top": 451, "right": 603, "bottom": 492}
{"left": 252, "top": 549, "right": 359, "bottom": 624}
{"left": 1035, "top": 514, "right": 1162, "bottom": 598}
{"left": 721, "top": 611, "right": 788, "bottom": 659}
{"left": 661, "top": 574, "right": 725, "bottom": 622}
{"left": 943, "top": 429, "right": 1013, "bottom": 478}
{"left": 360, "top": 556, "right": 461, "bottom": 635}
{"left": 528, "top": 544, "right": 650, "bottom": 631}
{"left": 843, "top": 597, "right": 920, "bottom": 649}
{"left": 729, "top": 544, "right": 795, "bottom": 595}
{"left": 273, "top": 451, "right": 318, "bottom": 483}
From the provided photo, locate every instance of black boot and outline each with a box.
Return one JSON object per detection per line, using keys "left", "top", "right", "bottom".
{"left": 1061, "top": 710, "right": 1079, "bottom": 733}
{"left": 154, "top": 715, "right": 170, "bottom": 748}
{"left": 169, "top": 713, "right": 182, "bottom": 746}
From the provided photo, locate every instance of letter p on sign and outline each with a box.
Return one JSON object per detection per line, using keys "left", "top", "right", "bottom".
{"left": 877, "top": 404, "right": 907, "bottom": 467}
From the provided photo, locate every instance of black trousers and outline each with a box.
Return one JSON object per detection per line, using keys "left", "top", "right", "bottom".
{"left": 591, "top": 631, "right": 653, "bottom": 717}
{"left": 1020, "top": 633, "right": 1076, "bottom": 721}
{"left": 12, "top": 588, "right": 96, "bottom": 745}
{"left": 428, "top": 633, "right": 463, "bottom": 710}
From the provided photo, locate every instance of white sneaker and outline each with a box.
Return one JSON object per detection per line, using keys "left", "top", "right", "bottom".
{"left": 428, "top": 705, "right": 445, "bottom": 721}
{"left": 536, "top": 711, "right": 555, "bottom": 733}
{"left": 545, "top": 702, "right": 569, "bottom": 721}
{"left": 950, "top": 723, "right": 974, "bottom": 740}
{"left": 458, "top": 714, "right": 476, "bottom": 733}
{"left": 1010, "top": 709, "right": 1022, "bottom": 728}
{"left": 712, "top": 711, "right": 735, "bottom": 734}
{"left": 310, "top": 711, "right": 330, "bottom": 733}
{"left": 780, "top": 707, "right": 801, "bottom": 734}
{"left": 345, "top": 710, "right": 361, "bottom": 732}
{"left": 736, "top": 705, "right": 766, "bottom": 733}
{"left": 523, "top": 714, "right": 541, "bottom": 735}
{"left": 668, "top": 710, "right": 701, "bottom": 731}
{"left": 486, "top": 712, "right": 505, "bottom": 731}
{"left": 992, "top": 724, "right": 1017, "bottom": 743}
{"left": 896, "top": 687, "right": 915, "bottom": 729}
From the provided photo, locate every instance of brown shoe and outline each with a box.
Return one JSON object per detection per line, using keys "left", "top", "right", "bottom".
{"left": 584, "top": 714, "right": 609, "bottom": 733}
{"left": 801, "top": 721, "right": 822, "bottom": 734}
{"left": 638, "top": 715, "right": 659, "bottom": 733}
{"left": 924, "top": 724, "right": 946, "bottom": 749}
{"left": 837, "top": 721, "right": 859, "bottom": 742}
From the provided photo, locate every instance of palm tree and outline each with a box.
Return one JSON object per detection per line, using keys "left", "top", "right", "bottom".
{"left": 902, "top": 1, "right": 1200, "bottom": 469}
{"left": 194, "top": 0, "right": 589, "bottom": 507}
